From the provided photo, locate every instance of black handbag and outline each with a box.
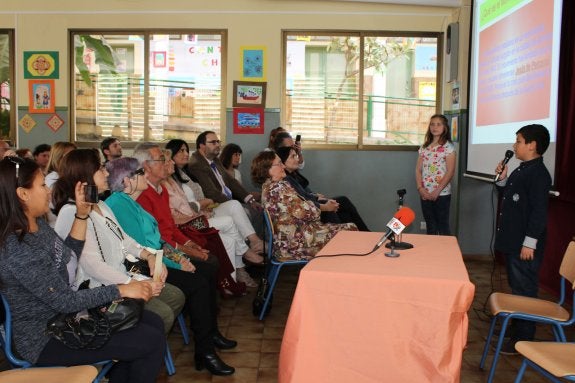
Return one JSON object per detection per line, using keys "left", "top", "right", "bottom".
{"left": 46, "top": 284, "right": 144, "bottom": 350}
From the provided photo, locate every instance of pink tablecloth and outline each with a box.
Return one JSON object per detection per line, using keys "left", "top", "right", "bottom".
{"left": 279, "top": 232, "right": 475, "bottom": 383}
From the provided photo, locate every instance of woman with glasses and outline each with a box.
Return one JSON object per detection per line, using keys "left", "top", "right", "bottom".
{"left": 0, "top": 156, "right": 164, "bottom": 383}
{"left": 105, "top": 156, "right": 236, "bottom": 376}
{"left": 52, "top": 149, "right": 185, "bottom": 336}
{"left": 251, "top": 151, "right": 357, "bottom": 261}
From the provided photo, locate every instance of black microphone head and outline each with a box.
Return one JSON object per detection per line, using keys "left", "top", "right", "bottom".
{"left": 505, "top": 150, "right": 514, "bottom": 160}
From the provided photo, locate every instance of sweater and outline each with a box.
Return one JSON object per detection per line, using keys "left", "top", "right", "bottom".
{"left": 0, "top": 219, "right": 120, "bottom": 363}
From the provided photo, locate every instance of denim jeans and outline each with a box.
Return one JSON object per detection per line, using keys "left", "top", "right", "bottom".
{"left": 420, "top": 194, "right": 451, "bottom": 235}
{"left": 504, "top": 248, "right": 544, "bottom": 341}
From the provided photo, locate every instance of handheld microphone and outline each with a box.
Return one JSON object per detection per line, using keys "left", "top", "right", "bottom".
{"left": 372, "top": 207, "right": 416, "bottom": 251}
{"left": 494, "top": 150, "right": 514, "bottom": 182}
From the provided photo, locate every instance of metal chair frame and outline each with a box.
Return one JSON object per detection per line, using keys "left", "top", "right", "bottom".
{"left": 258, "top": 208, "right": 308, "bottom": 320}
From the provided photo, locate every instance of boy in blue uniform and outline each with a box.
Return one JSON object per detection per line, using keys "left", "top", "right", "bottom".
{"left": 494, "top": 124, "right": 552, "bottom": 354}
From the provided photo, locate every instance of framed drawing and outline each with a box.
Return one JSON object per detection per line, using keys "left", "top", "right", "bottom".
{"left": 28, "top": 79, "right": 55, "bottom": 114}
{"left": 152, "top": 51, "right": 167, "bottom": 68}
{"left": 233, "top": 107, "right": 264, "bottom": 134}
{"left": 240, "top": 46, "right": 267, "bottom": 81}
{"left": 24, "top": 51, "right": 59, "bottom": 79}
{"left": 233, "top": 81, "right": 266, "bottom": 108}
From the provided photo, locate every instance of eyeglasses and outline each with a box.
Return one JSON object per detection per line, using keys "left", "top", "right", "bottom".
{"left": 148, "top": 156, "right": 167, "bottom": 163}
{"left": 289, "top": 153, "right": 299, "bottom": 159}
{"left": 271, "top": 162, "right": 283, "bottom": 167}
{"left": 6, "top": 156, "right": 24, "bottom": 180}
{"left": 129, "top": 168, "right": 145, "bottom": 177}
{"left": 206, "top": 140, "right": 221, "bottom": 145}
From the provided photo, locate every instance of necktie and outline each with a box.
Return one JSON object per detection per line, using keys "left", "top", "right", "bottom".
{"left": 210, "top": 162, "right": 233, "bottom": 199}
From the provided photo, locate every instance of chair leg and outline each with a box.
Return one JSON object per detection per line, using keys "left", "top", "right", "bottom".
{"left": 480, "top": 316, "right": 498, "bottom": 369}
{"left": 487, "top": 316, "right": 512, "bottom": 383}
{"left": 513, "top": 359, "right": 529, "bottom": 383}
{"left": 258, "top": 263, "right": 282, "bottom": 321}
{"left": 177, "top": 313, "right": 190, "bottom": 345}
{"left": 165, "top": 345, "right": 176, "bottom": 376}
{"left": 93, "top": 361, "right": 115, "bottom": 383}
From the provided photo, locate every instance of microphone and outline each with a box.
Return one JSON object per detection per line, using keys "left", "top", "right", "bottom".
{"left": 494, "top": 150, "right": 514, "bottom": 182}
{"left": 372, "top": 207, "right": 416, "bottom": 251}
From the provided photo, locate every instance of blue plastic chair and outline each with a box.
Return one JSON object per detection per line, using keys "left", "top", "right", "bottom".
{"left": 480, "top": 240, "right": 575, "bottom": 383}
{"left": 258, "top": 209, "right": 308, "bottom": 320}
{"left": 0, "top": 294, "right": 114, "bottom": 383}
{"left": 163, "top": 312, "right": 190, "bottom": 376}
{"left": 514, "top": 341, "right": 575, "bottom": 383}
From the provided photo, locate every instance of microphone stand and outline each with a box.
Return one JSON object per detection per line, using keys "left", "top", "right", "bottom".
{"left": 385, "top": 193, "right": 414, "bottom": 250}
{"left": 384, "top": 237, "right": 401, "bottom": 257}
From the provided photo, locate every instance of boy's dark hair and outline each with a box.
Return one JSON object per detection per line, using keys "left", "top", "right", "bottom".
{"left": 101, "top": 137, "right": 119, "bottom": 155}
{"left": 196, "top": 131, "right": 215, "bottom": 150}
{"left": 33, "top": 143, "right": 51, "bottom": 156}
{"left": 516, "top": 124, "right": 550, "bottom": 155}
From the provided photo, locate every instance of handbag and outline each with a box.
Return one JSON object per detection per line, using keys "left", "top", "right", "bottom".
{"left": 46, "top": 283, "right": 144, "bottom": 350}
{"left": 45, "top": 217, "right": 145, "bottom": 350}
{"left": 252, "top": 261, "right": 273, "bottom": 317}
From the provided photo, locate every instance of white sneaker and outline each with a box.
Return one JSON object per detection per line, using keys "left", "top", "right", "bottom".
{"left": 236, "top": 267, "right": 258, "bottom": 288}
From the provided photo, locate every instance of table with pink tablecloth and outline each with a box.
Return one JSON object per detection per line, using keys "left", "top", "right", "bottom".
{"left": 279, "top": 232, "right": 475, "bottom": 383}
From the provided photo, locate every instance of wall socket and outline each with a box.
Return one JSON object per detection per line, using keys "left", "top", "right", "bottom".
{"left": 420, "top": 221, "right": 427, "bottom": 231}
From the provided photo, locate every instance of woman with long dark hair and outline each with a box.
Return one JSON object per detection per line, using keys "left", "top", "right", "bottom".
{"left": 0, "top": 156, "right": 164, "bottom": 383}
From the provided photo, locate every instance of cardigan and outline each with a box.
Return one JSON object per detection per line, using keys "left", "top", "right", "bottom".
{"left": 0, "top": 219, "right": 120, "bottom": 363}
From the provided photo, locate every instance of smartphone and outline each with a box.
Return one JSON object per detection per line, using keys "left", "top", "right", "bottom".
{"left": 295, "top": 134, "right": 301, "bottom": 143}
{"left": 84, "top": 184, "right": 99, "bottom": 203}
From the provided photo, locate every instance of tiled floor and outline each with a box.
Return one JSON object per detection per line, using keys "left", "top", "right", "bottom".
{"left": 2, "top": 256, "right": 571, "bottom": 382}
{"left": 157, "top": 256, "right": 573, "bottom": 383}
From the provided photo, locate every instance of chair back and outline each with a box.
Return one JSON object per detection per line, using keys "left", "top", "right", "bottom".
{"left": 0, "top": 294, "right": 33, "bottom": 368}
{"left": 263, "top": 208, "right": 275, "bottom": 259}
{"left": 559, "top": 241, "right": 575, "bottom": 288}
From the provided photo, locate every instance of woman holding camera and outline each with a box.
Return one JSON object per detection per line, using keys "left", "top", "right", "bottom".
{"left": 0, "top": 156, "right": 164, "bottom": 383}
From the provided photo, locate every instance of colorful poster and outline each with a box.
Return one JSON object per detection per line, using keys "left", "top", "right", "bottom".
{"left": 24, "top": 51, "right": 59, "bottom": 79}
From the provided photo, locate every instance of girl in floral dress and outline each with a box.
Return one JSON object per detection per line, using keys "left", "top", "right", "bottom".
{"left": 251, "top": 151, "right": 357, "bottom": 261}
{"left": 415, "top": 114, "right": 456, "bottom": 235}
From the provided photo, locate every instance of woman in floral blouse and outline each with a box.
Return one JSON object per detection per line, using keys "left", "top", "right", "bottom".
{"left": 251, "top": 151, "right": 357, "bottom": 261}
{"left": 415, "top": 114, "right": 456, "bottom": 235}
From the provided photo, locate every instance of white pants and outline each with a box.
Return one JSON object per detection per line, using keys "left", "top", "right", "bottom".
{"left": 212, "top": 200, "right": 256, "bottom": 240}
{"left": 210, "top": 214, "right": 250, "bottom": 280}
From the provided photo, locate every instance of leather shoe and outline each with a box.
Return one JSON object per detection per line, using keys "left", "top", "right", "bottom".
{"left": 194, "top": 353, "right": 235, "bottom": 376}
{"left": 213, "top": 333, "right": 237, "bottom": 349}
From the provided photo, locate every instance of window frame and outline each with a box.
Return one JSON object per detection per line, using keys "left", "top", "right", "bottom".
{"left": 0, "top": 29, "right": 15, "bottom": 143}
{"left": 281, "top": 29, "right": 443, "bottom": 151}
{"left": 69, "top": 29, "right": 228, "bottom": 147}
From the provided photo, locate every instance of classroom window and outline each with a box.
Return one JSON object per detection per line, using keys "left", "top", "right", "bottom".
{"left": 71, "top": 31, "right": 225, "bottom": 144}
{"left": 283, "top": 32, "right": 439, "bottom": 148}
{"left": 0, "top": 30, "right": 14, "bottom": 142}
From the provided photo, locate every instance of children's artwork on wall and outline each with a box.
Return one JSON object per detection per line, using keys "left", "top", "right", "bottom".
{"left": 451, "top": 115, "right": 459, "bottom": 142}
{"left": 28, "top": 80, "right": 55, "bottom": 114}
{"left": 24, "top": 51, "right": 59, "bottom": 79}
{"left": 152, "top": 51, "right": 167, "bottom": 68}
{"left": 19, "top": 114, "right": 37, "bottom": 134}
{"left": 240, "top": 46, "right": 267, "bottom": 81}
{"left": 46, "top": 114, "right": 65, "bottom": 132}
{"left": 233, "top": 81, "right": 266, "bottom": 107}
{"left": 233, "top": 107, "right": 264, "bottom": 134}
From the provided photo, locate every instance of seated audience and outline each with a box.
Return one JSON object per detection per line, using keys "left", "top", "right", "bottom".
{"left": 272, "top": 131, "right": 305, "bottom": 169}
{"left": 101, "top": 137, "right": 123, "bottom": 163}
{"left": 251, "top": 151, "right": 358, "bottom": 261}
{"left": 105, "top": 156, "right": 237, "bottom": 376}
{"left": 266, "top": 127, "right": 286, "bottom": 150}
{"left": 220, "top": 143, "right": 244, "bottom": 184}
{"left": 276, "top": 146, "right": 370, "bottom": 231}
{"left": 33, "top": 143, "right": 51, "bottom": 174}
{"left": 188, "top": 131, "right": 264, "bottom": 237}
{"left": 165, "top": 140, "right": 260, "bottom": 287}
{"left": 45, "top": 141, "right": 77, "bottom": 188}
{"left": 52, "top": 149, "right": 185, "bottom": 334}
{"left": 132, "top": 143, "right": 246, "bottom": 298}
{"left": 0, "top": 156, "right": 164, "bottom": 383}
{"left": 16, "top": 147, "right": 34, "bottom": 159}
